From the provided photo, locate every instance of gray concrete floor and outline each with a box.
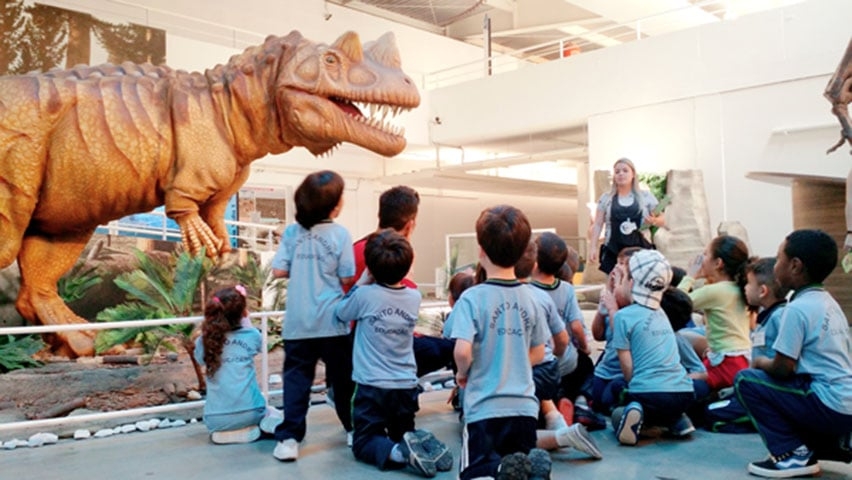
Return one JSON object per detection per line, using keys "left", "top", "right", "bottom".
{"left": 2, "top": 390, "right": 851, "bottom": 480}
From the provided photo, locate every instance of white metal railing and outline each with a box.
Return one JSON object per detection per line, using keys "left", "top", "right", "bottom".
{"left": 97, "top": 210, "right": 280, "bottom": 251}
{"left": 0, "top": 311, "right": 284, "bottom": 433}
{"left": 423, "top": 0, "right": 782, "bottom": 90}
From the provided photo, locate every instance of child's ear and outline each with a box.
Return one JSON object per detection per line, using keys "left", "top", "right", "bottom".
{"left": 758, "top": 284, "right": 769, "bottom": 299}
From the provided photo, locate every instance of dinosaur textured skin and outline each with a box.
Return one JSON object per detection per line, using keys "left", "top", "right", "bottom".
{"left": 824, "top": 38, "right": 852, "bottom": 252}
{"left": 0, "top": 30, "right": 419, "bottom": 357}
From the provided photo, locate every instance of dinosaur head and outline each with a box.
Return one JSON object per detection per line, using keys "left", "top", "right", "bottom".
{"left": 276, "top": 31, "right": 420, "bottom": 157}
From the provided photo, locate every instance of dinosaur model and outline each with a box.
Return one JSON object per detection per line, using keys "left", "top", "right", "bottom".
{"left": 824, "top": 37, "right": 852, "bottom": 271}
{"left": 0, "top": 30, "right": 420, "bottom": 357}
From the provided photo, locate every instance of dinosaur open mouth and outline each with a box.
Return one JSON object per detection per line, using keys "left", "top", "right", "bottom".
{"left": 329, "top": 95, "right": 406, "bottom": 137}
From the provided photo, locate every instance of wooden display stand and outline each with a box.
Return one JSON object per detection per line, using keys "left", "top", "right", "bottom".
{"left": 748, "top": 172, "right": 852, "bottom": 321}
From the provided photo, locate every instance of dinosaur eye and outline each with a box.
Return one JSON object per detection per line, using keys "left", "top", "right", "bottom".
{"left": 324, "top": 54, "right": 337, "bottom": 65}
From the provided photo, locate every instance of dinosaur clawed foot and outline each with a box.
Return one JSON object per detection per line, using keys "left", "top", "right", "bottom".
{"left": 177, "top": 213, "right": 225, "bottom": 257}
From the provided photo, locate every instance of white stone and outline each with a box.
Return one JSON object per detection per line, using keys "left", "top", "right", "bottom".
{"left": 268, "top": 374, "right": 282, "bottom": 384}
{"left": 147, "top": 418, "right": 161, "bottom": 429}
{"left": 187, "top": 390, "right": 202, "bottom": 401}
{"left": 73, "top": 429, "right": 91, "bottom": 440}
{"left": 158, "top": 419, "right": 172, "bottom": 428}
{"left": 170, "top": 419, "right": 186, "bottom": 427}
{"left": 112, "top": 426, "right": 122, "bottom": 434}
{"left": 443, "top": 379, "right": 456, "bottom": 389}
{"left": 431, "top": 383, "right": 444, "bottom": 391}
{"left": 3, "top": 439, "right": 22, "bottom": 450}
{"left": 120, "top": 424, "right": 137, "bottom": 434}
{"left": 135, "top": 420, "right": 151, "bottom": 432}
{"left": 94, "top": 429, "right": 114, "bottom": 438}
{"left": 189, "top": 418, "right": 198, "bottom": 424}
{"left": 27, "top": 437, "right": 44, "bottom": 448}
{"left": 28, "top": 432, "right": 58, "bottom": 447}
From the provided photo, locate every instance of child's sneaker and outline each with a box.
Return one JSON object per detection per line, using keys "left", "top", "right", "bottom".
{"left": 210, "top": 425, "right": 261, "bottom": 445}
{"left": 574, "top": 404, "right": 607, "bottom": 431}
{"left": 557, "top": 398, "right": 574, "bottom": 426}
{"left": 747, "top": 445, "right": 820, "bottom": 478}
{"left": 615, "top": 402, "right": 643, "bottom": 446}
{"left": 667, "top": 413, "right": 696, "bottom": 437}
{"left": 400, "top": 430, "right": 437, "bottom": 477}
{"left": 259, "top": 407, "right": 284, "bottom": 435}
{"left": 273, "top": 438, "right": 299, "bottom": 461}
{"left": 415, "top": 429, "right": 453, "bottom": 472}
{"left": 496, "top": 452, "right": 531, "bottom": 480}
{"left": 556, "top": 423, "right": 603, "bottom": 459}
{"left": 528, "top": 448, "right": 552, "bottom": 480}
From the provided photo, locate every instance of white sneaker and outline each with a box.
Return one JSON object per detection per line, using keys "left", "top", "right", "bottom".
{"left": 557, "top": 423, "right": 603, "bottom": 459}
{"left": 347, "top": 431, "right": 353, "bottom": 448}
{"left": 210, "top": 426, "right": 260, "bottom": 445}
{"left": 260, "top": 408, "right": 284, "bottom": 434}
{"left": 273, "top": 439, "right": 299, "bottom": 462}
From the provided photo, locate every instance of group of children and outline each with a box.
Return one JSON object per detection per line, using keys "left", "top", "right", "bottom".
{"left": 191, "top": 168, "right": 852, "bottom": 480}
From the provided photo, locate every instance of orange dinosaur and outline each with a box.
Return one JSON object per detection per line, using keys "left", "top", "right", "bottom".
{"left": 0, "top": 30, "right": 420, "bottom": 357}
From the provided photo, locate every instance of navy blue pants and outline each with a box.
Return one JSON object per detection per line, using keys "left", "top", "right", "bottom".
{"left": 275, "top": 335, "right": 354, "bottom": 442}
{"left": 533, "top": 359, "right": 561, "bottom": 402}
{"left": 735, "top": 368, "right": 852, "bottom": 457}
{"left": 560, "top": 350, "right": 594, "bottom": 402}
{"left": 413, "top": 335, "right": 456, "bottom": 378}
{"left": 626, "top": 390, "right": 695, "bottom": 428}
{"left": 460, "top": 416, "right": 537, "bottom": 480}
{"left": 592, "top": 375, "right": 627, "bottom": 414}
{"left": 351, "top": 383, "right": 420, "bottom": 470}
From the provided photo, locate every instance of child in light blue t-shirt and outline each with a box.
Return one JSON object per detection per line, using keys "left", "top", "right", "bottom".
{"left": 336, "top": 229, "right": 451, "bottom": 477}
{"left": 449, "top": 205, "right": 552, "bottom": 480}
{"left": 195, "top": 286, "right": 276, "bottom": 444}
{"left": 610, "top": 250, "right": 695, "bottom": 446}
{"left": 269, "top": 170, "right": 356, "bottom": 463}
{"left": 735, "top": 230, "right": 852, "bottom": 478}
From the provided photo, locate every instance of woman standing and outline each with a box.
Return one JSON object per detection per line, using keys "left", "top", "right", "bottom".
{"left": 589, "top": 158, "right": 664, "bottom": 274}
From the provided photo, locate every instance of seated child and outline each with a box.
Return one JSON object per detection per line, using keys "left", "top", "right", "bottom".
{"left": 516, "top": 240, "right": 602, "bottom": 459}
{"left": 611, "top": 250, "right": 695, "bottom": 446}
{"left": 591, "top": 247, "right": 641, "bottom": 415}
{"left": 336, "top": 229, "right": 451, "bottom": 477}
{"left": 194, "top": 285, "right": 281, "bottom": 444}
{"left": 530, "top": 233, "right": 593, "bottom": 414}
{"left": 735, "top": 230, "right": 852, "bottom": 478}
{"left": 443, "top": 271, "right": 475, "bottom": 414}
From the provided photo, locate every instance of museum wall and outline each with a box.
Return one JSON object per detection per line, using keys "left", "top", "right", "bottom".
{"left": 427, "top": 0, "right": 850, "bottom": 259}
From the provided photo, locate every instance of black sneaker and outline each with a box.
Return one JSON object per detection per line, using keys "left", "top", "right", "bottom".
{"left": 400, "top": 431, "right": 437, "bottom": 478}
{"left": 747, "top": 446, "right": 820, "bottom": 478}
{"left": 574, "top": 404, "right": 607, "bottom": 432}
{"left": 528, "top": 448, "right": 552, "bottom": 480}
{"left": 496, "top": 452, "right": 531, "bottom": 480}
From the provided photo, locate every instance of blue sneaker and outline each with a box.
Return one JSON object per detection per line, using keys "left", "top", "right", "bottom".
{"left": 615, "top": 402, "right": 643, "bottom": 446}
{"left": 667, "top": 413, "right": 695, "bottom": 438}
{"left": 747, "top": 445, "right": 820, "bottom": 478}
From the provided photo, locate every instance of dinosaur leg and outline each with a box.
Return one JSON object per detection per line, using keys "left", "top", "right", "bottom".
{"left": 15, "top": 231, "right": 95, "bottom": 358}
{"left": 174, "top": 211, "right": 224, "bottom": 258}
{"left": 199, "top": 198, "right": 236, "bottom": 255}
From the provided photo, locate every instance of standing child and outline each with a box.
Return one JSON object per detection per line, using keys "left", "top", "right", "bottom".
{"left": 735, "top": 230, "right": 852, "bottom": 478}
{"left": 450, "top": 205, "right": 553, "bottom": 480}
{"left": 611, "top": 250, "right": 695, "bottom": 446}
{"left": 336, "top": 229, "right": 451, "bottom": 477}
{"left": 270, "top": 170, "right": 356, "bottom": 462}
{"left": 678, "top": 235, "right": 751, "bottom": 390}
{"left": 195, "top": 285, "right": 280, "bottom": 444}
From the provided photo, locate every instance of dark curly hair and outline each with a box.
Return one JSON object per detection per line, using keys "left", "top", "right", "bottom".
{"left": 201, "top": 286, "right": 247, "bottom": 377}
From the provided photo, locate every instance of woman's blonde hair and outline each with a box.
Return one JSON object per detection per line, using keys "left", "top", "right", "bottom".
{"left": 608, "top": 157, "right": 641, "bottom": 198}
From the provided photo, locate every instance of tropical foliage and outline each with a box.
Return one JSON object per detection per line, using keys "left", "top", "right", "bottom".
{"left": 0, "top": 335, "right": 44, "bottom": 373}
{"left": 95, "top": 247, "right": 212, "bottom": 390}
